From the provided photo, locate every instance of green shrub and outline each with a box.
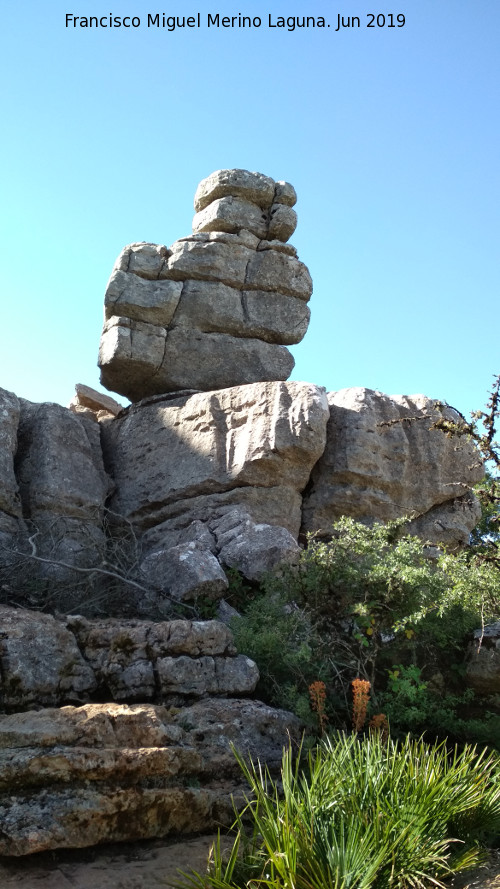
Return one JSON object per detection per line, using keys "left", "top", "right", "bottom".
{"left": 227, "top": 517, "right": 500, "bottom": 744}
{"left": 175, "top": 733, "right": 500, "bottom": 889}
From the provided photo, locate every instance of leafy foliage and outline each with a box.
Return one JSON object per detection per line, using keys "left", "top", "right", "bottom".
{"left": 378, "top": 664, "right": 500, "bottom": 747}
{"left": 229, "top": 514, "right": 500, "bottom": 744}
{"left": 437, "top": 375, "right": 500, "bottom": 558}
{"left": 176, "top": 734, "right": 500, "bottom": 889}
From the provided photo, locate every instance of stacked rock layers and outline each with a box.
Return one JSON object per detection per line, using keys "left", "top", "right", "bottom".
{"left": 0, "top": 604, "right": 299, "bottom": 856}
{"left": 98, "top": 170, "right": 312, "bottom": 401}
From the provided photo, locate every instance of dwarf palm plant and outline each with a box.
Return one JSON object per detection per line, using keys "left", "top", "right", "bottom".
{"left": 175, "top": 733, "right": 500, "bottom": 889}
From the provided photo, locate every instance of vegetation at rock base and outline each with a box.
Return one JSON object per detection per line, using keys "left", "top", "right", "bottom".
{"left": 228, "top": 514, "right": 499, "bottom": 746}
{"left": 175, "top": 733, "right": 500, "bottom": 889}
{"left": 227, "top": 376, "right": 500, "bottom": 748}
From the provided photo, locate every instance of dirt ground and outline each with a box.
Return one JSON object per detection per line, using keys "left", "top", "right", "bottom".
{"left": 0, "top": 835, "right": 220, "bottom": 889}
{"left": 1, "top": 837, "right": 499, "bottom": 889}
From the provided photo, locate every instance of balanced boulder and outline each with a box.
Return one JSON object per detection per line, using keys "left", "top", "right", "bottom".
{"left": 98, "top": 170, "right": 312, "bottom": 401}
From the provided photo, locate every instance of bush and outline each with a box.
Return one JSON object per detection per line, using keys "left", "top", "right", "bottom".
{"left": 228, "top": 517, "right": 500, "bottom": 744}
{"left": 176, "top": 733, "right": 500, "bottom": 889}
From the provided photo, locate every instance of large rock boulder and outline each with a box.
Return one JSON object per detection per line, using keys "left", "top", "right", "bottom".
{"left": 302, "top": 388, "right": 483, "bottom": 547}
{"left": 0, "top": 699, "right": 299, "bottom": 855}
{"left": 0, "top": 387, "right": 22, "bottom": 552}
{"left": 68, "top": 383, "right": 122, "bottom": 423}
{"left": 98, "top": 170, "right": 312, "bottom": 401}
{"left": 0, "top": 607, "right": 97, "bottom": 710}
{"left": 102, "top": 381, "right": 329, "bottom": 543}
{"left": 212, "top": 507, "right": 301, "bottom": 580}
{"left": 12, "top": 400, "right": 113, "bottom": 576}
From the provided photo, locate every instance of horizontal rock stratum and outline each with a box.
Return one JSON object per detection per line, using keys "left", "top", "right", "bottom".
{"left": 0, "top": 697, "right": 299, "bottom": 856}
{"left": 98, "top": 170, "right": 311, "bottom": 401}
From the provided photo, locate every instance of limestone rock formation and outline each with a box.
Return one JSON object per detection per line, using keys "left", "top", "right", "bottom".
{"left": 0, "top": 168, "right": 490, "bottom": 862}
{"left": 0, "top": 387, "right": 22, "bottom": 551}
{"left": 465, "top": 623, "right": 500, "bottom": 696}
{"left": 98, "top": 169, "right": 312, "bottom": 401}
{"left": 212, "top": 507, "right": 301, "bottom": 581}
{"left": 0, "top": 606, "right": 258, "bottom": 709}
{"left": 139, "top": 542, "right": 229, "bottom": 606}
{"left": 0, "top": 607, "right": 97, "bottom": 710}
{"left": 137, "top": 507, "right": 301, "bottom": 612}
{"left": 302, "top": 388, "right": 483, "bottom": 547}
{"left": 0, "top": 699, "right": 299, "bottom": 855}
{"left": 14, "top": 399, "right": 112, "bottom": 575}
{"left": 68, "top": 383, "right": 122, "bottom": 422}
{"left": 102, "top": 381, "right": 329, "bottom": 544}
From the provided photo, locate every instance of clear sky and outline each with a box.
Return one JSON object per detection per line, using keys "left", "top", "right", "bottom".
{"left": 1, "top": 0, "right": 498, "bottom": 419}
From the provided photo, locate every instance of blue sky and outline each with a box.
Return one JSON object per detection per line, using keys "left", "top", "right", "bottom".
{"left": 1, "top": 0, "right": 498, "bottom": 419}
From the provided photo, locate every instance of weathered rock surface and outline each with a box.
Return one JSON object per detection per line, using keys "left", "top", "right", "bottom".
{"left": 13, "top": 400, "right": 112, "bottom": 574}
{"left": 102, "top": 381, "right": 329, "bottom": 540}
{"left": 466, "top": 623, "right": 500, "bottom": 696}
{"left": 302, "top": 388, "right": 483, "bottom": 546}
{"left": 0, "top": 606, "right": 258, "bottom": 709}
{"left": 68, "top": 384, "right": 122, "bottom": 423}
{"left": 0, "top": 699, "right": 300, "bottom": 855}
{"left": 0, "top": 607, "right": 97, "bottom": 710}
{"left": 194, "top": 169, "right": 278, "bottom": 212}
{"left": 99, "top": 170, "right": 311, "bottom": 401}
{"left": 0, "top": 387, "right": 22, "bottom": 548}
{"left": 139, "top": 542, "right": 229, "bottom": 608}
{"left": 104, "top": 271, "right": 183, "bottom": 327}
{"left": 137, "top": 506, "right": 301, "bottom": 605}
{"left": 212, "top": 507, "right": 301, "bottom": 580}
{"left": 406, "top": 491, "right": 482, "bottom": 549}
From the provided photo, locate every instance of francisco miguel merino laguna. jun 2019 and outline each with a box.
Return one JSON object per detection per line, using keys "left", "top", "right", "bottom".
{"left": 64, "top": 12, "right": 406, "bottom": 31}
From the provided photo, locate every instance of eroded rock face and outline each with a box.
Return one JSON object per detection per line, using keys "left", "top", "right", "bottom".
{"left": 136, "top": 507, "right": 301, "bottom": 611}
{"left": 102, "top": 381, "right": 329, "bottom": 542}
{"left": 68, "top": 383, "right": 122, "bottom": 423}
{"left": 139, "top": 542, "right": 229, "bottom": 606}
{"left": 14, "top": 400, "right": 113, "bottom": 574}
{"left": 0, "top": 699, "right": 300, "bottom": 855}
{"left": 302, "top": 388, "right": 483, "bottom": 547}
{"left": 98, "top": 170, "right": 312, "bottom": 401}
{"left": 0, "top": 387, "right": 22, "bottom": 550}
{"left": 466, "top": 623, "right": 500, "bottom": 696}
{"left": 0, "top": 607, "right": 97, "bottom": 710}
{"left": 212, "top": 507, "right": 301, "bottom": 581}
{"left": 0, "top": 606, "right": 258, "bottom": 710}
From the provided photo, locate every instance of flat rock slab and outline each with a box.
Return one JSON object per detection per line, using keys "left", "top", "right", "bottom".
{"left": 0, "top": 834, "right": 221, "bottom": 888}
{"left": 0, "top": 699, "right": 299, "bottom": 855}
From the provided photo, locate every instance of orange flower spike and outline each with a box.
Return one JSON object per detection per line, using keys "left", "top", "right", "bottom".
{"left": 309, "top": 680, "right": 328, "bottom": 736}
{"left": 352, "top": 678, "right": 371, "bottom": 733}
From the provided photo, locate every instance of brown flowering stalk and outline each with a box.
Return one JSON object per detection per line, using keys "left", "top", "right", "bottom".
{"left": 309, "top": 680, "right": 328, "bottom": 736}
{"left": 369, "top": 712, "right": 389, "bottom": 742}
{"left": 352, "top": 678, "right": 371, "bottom": 733}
